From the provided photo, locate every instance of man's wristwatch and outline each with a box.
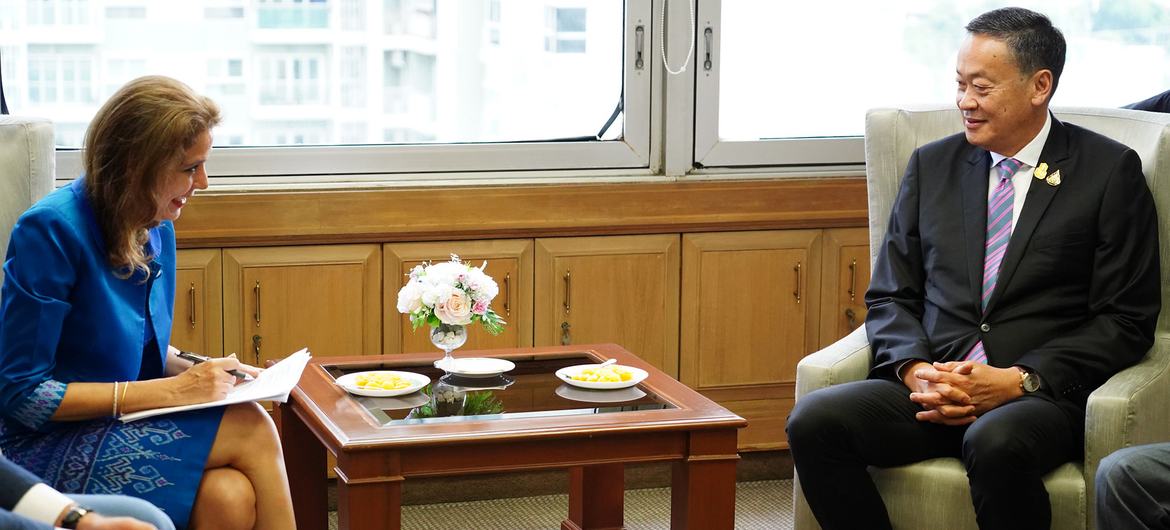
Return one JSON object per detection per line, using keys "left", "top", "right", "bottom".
{"left": 60, "top": 504, "right": 92, "bottom": 529}
{"left": 1017, "top": 367, "right": 1041, "bottom": 393}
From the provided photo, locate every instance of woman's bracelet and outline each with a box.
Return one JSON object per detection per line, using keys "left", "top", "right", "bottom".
{"left": 119, "top": 381, "right": 130, "bottom": 416}
{"left": 111, "top": 381, "right": 119, "bottom": 417}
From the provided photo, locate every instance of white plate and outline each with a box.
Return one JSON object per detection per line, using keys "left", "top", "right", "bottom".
{"left": 336, "top": 370, "right": 430, "bottom": 397}
{"left": 436, "top": 357, "right": 516, "bottom": 378}
{"left": 555, "top": 363, "right": 649, "bottom": 390}
{"left": 556, "top": 384, "right": 647, "bottom": 403}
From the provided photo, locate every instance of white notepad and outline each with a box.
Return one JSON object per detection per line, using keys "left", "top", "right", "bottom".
{"left": 119, "top": 348, "right": 312, "bottom": 422}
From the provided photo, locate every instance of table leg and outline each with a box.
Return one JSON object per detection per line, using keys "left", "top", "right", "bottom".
{"left": 278, "top": 402, "right": 328, "bottom": 530}
{"left": 563, "top": 463, "right": 625, "bottom": 530}
{"left": 336, "top": 452, "right": 404, "bottom": 530}
{"left": 671, "top": 429, "right": 739, "bottom": 529}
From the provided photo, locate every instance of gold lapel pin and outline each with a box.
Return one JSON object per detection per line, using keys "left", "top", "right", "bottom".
{"left": 1033, "top": 162, "right": 1049, "bottom": 180}
{"left": 1046, "top": 170, "right": 1061, "bottom": 187}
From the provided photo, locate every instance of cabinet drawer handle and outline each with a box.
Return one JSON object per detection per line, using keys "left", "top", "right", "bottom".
{"left": 253, "top": 281, "right": 261, "bottom": 326}
{"left": 794, "top": 262, "right": 802, "bottom": 303}
{"left": 563, "top": 270, "right": 571, "bottom": 315}
{"left": 848, "top": 258, "right": 858, "bottom": 302}
{"left": 503, "top": 273, "right": 511, "bottom": 317}
{"left": 188, "top": 282, "right": 196, "bottom": 328}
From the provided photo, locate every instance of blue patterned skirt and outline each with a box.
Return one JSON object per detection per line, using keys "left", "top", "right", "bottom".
{"left": 1, "top": 406, "right": 225, "bottom": 530}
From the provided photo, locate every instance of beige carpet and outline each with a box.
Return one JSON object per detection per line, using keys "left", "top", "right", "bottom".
{"left": 328, "top": 479, "right": 794, "bottom": 529}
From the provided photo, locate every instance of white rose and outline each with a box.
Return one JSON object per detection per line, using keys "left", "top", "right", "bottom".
{"left": 396, "top": 281, "right": 423, "bottom": 314}
{"left": 435, "top": 290, "right": 473, "bottom": 325}
{"left": 421, "top": 283, "right": 453, "bottom": 308}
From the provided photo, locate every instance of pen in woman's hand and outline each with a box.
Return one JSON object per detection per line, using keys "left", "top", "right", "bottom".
{"left": 177, "top": 350, "right": 248, "bottom": 380}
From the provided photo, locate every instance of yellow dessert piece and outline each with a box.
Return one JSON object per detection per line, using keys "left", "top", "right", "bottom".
{"left": 571, "top": 365, "right": 634, "bottom": 383}
{"left": 354, "top": 372, "right": 413, "bottom": 390}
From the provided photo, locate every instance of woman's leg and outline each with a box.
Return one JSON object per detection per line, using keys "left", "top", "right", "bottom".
{"left": 194, "top": 402, "right": 295, "bottom": 530}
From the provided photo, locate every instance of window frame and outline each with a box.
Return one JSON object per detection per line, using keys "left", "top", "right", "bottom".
{"left": 690, "top": 0, "right": 864, "bottom": 171}
{"left": 54, "top": 0, "right": 653, "bottom": 182}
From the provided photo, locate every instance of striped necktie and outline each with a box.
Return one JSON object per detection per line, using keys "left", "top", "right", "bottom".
{"left": 965, "top": 157, "right": 1021, "bottom": 364}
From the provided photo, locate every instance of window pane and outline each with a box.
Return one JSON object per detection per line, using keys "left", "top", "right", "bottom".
{"left": 718, "top": 0, "right": 1170, "bottom": 141}
{"left": 5, "top": 0, "right": 623, "bottom": 149}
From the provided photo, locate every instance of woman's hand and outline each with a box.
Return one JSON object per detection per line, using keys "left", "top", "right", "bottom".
{"left": 168, "top": 357, "right": 242, "bottom": 405}
{"left": 224, "top": 353, "right": 263, "bottom": 382}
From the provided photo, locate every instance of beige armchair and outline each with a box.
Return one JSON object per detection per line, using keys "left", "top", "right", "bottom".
{"left": 794, "top": 106, "right": 1170, "bottom": 530}
{"left": 0, "top": 116, "right": 55, "bottom": 287}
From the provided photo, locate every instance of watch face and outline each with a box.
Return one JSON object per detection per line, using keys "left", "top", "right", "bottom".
{"left": 1023, "top": 373, "right": 1041, "bottom": 392}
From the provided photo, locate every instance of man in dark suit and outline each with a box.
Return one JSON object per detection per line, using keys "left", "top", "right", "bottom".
{"left": 787, "top": 7, "right": 1161, "bottom": 530}
{"left": 0, "top": 454, "right": 169, "bottom": 529}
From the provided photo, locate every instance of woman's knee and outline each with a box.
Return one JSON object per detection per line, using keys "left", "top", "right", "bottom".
{"left": 223, "top": 403, "right": 281, "bottom": 453}
{"left": 191, "top": 468, "right": 257, "bottom": 530}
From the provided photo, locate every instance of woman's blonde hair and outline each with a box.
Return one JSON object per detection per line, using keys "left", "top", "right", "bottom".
{"left": 83, "top": 76, "right": 221, "bottom": 279}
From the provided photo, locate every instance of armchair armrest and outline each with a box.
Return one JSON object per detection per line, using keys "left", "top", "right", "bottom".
{"left": 1083, "top": 335, "right": 1170, "bottom": 505}
{"left": 796, "top": 325, "right": 873, "bottom": 400}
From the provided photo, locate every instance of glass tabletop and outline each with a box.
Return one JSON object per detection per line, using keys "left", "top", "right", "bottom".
{"left": 322, "top": 354, "right": 675, "bottom": 428}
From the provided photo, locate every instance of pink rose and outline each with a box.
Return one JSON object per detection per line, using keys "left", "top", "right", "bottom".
{"left": 472, "top": 300, "right": 488, "bottom": 315}
{"left": 435, "top": 291, "right": 473, "bottom": 325}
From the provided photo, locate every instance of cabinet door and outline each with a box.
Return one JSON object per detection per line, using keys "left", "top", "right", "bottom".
{"left": 384, "top": 239, "right": 533, "bottom": 355}
{"left": 680, "top": 230, "right": 822, "bottom": 450}
{"left": 171, "top": 249, "right": 223, "bottom": 357}
{"left": 223, "top": 245, "right": 381, "bottom": 366}
{"left": 535, "top": 235, "right": 680, "bottom": 377}
{"left": 820, "top": 228, "right": 871, "bottom": 348}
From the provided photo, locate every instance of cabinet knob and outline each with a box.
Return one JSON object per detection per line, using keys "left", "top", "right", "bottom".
{"left": 560, "top": 321, "right": 571, "bottom": 345}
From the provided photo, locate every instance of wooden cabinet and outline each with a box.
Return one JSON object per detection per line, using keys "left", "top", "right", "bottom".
{"left": 820, "top": 228, "right": 871, "bottom": 348}
{"left": 680, "top": 230, "right": 822, "bottom": 450}
{"left": 383, "top": 239, "right": 534, "bottom": 355}
{"left": 171, "top": 249, "right": 223, "bottom": 357}
{"left": 535, "top": 235, "right": 680, "bottom": 377}
{"left": 223, "top": 245, "right": 381, "bottom": 367}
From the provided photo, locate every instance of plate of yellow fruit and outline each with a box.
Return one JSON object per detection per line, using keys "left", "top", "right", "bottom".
{"left": 555, "top": 362, "right": 648, "bottom": 390}
{"left": 336, "top": 370, "right": 430, "bottom": 397}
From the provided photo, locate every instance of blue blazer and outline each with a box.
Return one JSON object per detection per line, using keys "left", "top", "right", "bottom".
{"left": 0, "top": 178, "right": 175, "bottom": 432}
{"left": 865, "top": 117, "right": 1161, "bottom": 412}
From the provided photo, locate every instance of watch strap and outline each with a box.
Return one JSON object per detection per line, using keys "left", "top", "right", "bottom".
{"left": 60, "top": 505, "right": 91, "bottom": 529}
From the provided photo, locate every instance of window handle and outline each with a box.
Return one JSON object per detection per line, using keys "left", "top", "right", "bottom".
{"left": 703, "top": 26, "right": 713, "bottom": 71}
{"left": 635, "top": 25, "right": 645, "bottom": 70}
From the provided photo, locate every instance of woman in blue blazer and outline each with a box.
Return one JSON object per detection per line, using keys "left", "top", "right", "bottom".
{"left": 0, "top": 76, "right": 295, "bottom": 530}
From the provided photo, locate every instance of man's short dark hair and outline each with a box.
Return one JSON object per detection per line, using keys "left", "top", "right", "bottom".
{"left": 966, "top": 7, "right": 1066, "bottom": 97}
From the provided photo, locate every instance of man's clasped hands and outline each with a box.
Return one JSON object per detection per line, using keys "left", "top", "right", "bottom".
{"left": 900, "top": 360, "right": 1027, "bottom": 425}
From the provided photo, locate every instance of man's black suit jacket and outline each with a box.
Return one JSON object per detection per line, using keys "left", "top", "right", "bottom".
{"left": 0, "top": 455, "right": 53, "bottom": 529}
{"left": 864, "top": 116, "right": 1161, "bottom": 412}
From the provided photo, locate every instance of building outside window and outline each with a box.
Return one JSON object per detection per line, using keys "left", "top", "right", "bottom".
{"left": 258, "top": 51, "right": 326, "bottom": 105}
{"left": 544, "top": 6, "right": 586, "bottom": 53}
{"left": 256, "top": 0, "right": 328, "bottom": 29}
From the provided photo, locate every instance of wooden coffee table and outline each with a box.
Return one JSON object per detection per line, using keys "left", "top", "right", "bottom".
{"left": 278, "top": 344, "right": 747, "bottom": 530}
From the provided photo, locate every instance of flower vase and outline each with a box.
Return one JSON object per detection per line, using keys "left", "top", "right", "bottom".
{"left": 430, "top": 323, "right": 468, "bottom": 371}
